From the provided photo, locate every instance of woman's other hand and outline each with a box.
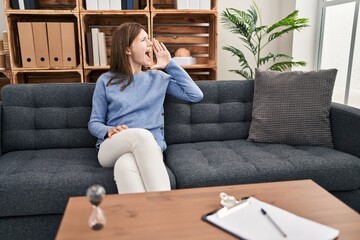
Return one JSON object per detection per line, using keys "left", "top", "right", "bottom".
{"left": 150, "top": 38, "right": 171, "bottom": 70}
{"left": 107, "top": 125, "right": 129, "bottom": 138}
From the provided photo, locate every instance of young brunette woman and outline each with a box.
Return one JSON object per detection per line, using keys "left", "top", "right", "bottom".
{"left": 88, "top": 22, "right": 203, "bottom": 194}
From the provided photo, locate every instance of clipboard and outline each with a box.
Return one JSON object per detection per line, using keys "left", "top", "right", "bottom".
{"left": 202, "top": 196, "right": 340, "bottom": 240}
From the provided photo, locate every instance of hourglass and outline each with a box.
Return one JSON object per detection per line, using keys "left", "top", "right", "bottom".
{"left": 86, "top": 184, "right": 106, "bottom": 230}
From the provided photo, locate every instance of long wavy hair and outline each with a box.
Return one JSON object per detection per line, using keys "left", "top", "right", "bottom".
{"left": 107, "top": 22, "right": 147, "bottom": 91}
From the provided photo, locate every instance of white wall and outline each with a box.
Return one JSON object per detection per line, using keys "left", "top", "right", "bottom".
{"left": 0, "top": 3, "right": 5, "bottom": 34}
{"left": 292, "top": 0, "right": 320, "bottom": 71}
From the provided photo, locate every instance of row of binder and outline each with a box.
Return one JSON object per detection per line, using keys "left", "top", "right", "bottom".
{"left": 86, "top": 28, "right": 108, "bottom": 67}
{"left": 17, "top": 22, "right": 77, "bottom": 68}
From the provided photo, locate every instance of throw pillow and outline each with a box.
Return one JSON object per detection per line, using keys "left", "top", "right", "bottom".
{"left": 247, "top": 68, "right": 337, "bottom": 147}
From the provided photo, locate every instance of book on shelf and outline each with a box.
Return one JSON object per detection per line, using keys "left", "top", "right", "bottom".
{"left": 98, "top": 0, "right": 111, "bottom": 10}
{"left": 13, "top": 0, "right": 40, "bottom": 9}
{"left": 98, "top": 32, "right": 108, "bottom": 66}
{"left": 17, "top": 22, "right": 37, "bottom": 68}
{"left": 18, "top": 0, "right": 25, "bottom": 10}
{"left": 86, "top": 0, "right": 99, "bottom": 10}
{"left": 176, "top": 0, "right": 210, "bottom": 10}
{"left": 91, "top": 28, "right": 100, "bottom": 66}
{"left": 199, "top": 0, "right": 211, "bottom": 10}
{"left": 24, "top": 0, "right": 40, "bottom": 9}
{"left": 60, "top": 22, "right": 77, "bottom": 67}
{"left": 11, "top": 0, "right": 19, "bottom": 9}
{"left": 32, "top": 22, "right": 50, "bottom": 67}
{"left": 176, "top": 0, "right": 188, "bottom": 9}
{"left": 86, "top": 32, "right": 94, "bottom": 66}
{"left": 188, "top": 0, "right": 199, "bottom": 9}
{"left": 47, "top": 22, "right": 64, "bottom": 67}
{"left": 110, "top": 0, "right": 122, "bottom": 10}
{"left": 127, "top": 0, "right": 133, "bottom": 9}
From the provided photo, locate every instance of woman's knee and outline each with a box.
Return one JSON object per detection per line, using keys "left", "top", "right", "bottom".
{"left": 128, "top": 128, "right": 156, "bottom": 144}
{"left": 114, "top": 153, "right": 138, "bottom": 176}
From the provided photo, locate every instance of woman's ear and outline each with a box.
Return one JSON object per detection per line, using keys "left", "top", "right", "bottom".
{"left": 126, "top": 48, "right": 131, "bottom": 55}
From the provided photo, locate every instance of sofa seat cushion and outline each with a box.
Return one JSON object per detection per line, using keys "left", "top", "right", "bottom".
{"left": 0, "top": 148, "right": 117, "bottom": 217}
{"left": 164, "top": 140, "right": 360, "bottom": 191}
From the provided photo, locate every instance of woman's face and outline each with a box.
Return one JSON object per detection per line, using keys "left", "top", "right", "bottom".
{"left": 127, "top": 29, "right": 153, "bottom": 72}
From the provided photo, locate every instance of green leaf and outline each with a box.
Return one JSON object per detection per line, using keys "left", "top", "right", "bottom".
{"left": 269, "top": 61, "right": 306, "bottom": 71}
{"left": 229, "top": 69, "right": 253, "bottom": 80}
{"left": 258, "top": 53, "right": 293, "bottom": 66}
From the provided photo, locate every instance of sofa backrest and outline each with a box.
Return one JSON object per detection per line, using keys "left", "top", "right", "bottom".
{"left": 164, "top": 80, "right": 254, "bottom": 145}
{"left": 1, "top": 83, "right": 97, "bottom": 153}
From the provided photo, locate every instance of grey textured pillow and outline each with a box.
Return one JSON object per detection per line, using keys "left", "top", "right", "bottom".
{"left": 248, "top": 68, "right": 337, "bottom": 147}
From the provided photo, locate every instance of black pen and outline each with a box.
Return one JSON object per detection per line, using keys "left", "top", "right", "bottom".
{"left": 261, "top": 208, "right": 287, "bottom": 238}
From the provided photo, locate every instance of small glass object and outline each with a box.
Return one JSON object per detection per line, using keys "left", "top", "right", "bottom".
{"left": 86, "top": 184, "right": 106, "bottom": 230}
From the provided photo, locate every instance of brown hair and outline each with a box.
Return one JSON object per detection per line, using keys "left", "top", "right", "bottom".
{"left": 107, "top": 22, "right": 147, "bottom": 91}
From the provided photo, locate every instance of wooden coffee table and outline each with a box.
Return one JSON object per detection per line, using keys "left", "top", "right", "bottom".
{"left": 56, "top": 180, "right": 360, "bottom": 239}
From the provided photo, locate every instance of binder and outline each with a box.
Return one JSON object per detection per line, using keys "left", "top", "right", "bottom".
{"left": 86, "top": 32, "right": 94, "bottom": 66}
{"left": 60, "top": 22, "right": 77, "bottom": 67}
{"left": 176, "top": 0, "right": 188, "bottom": 9}
{"left": 17, "top": 22, "right": 37, "bottom": 68}
{"left": 98, "top": 32, "right": 108, "bottom": 66}
{"left": 11, "top": 0, "right": 19, "bottom": 9}
{"left": 133, "top": 0, "right": 139, "bottom": 10}
{"left": 47, "top": 22, "right": 64, "bottom": 67}
{"left": 18, "top": 0, "right": 25, "bottom": 10}
{"left": 126, "top": 0, "right": 133, "bottom": 9}
{"left": 199, "top": 0, "right": 211, "bottom": 10}
{"left": 98, "top": 0, "right": 110, "bottom": 10}
{"left": 86, "top": 0, "right": 98, "bottom": 10}
{"left": 24, "top": 0, "right": 39, "bottom": 9}
{"left": 91, "top": 28, "right": 100, "bottom": 66}
{"left": 32, "top": 22, "right": 50, "bottom": 67}
{"left": 188, "top": 0, "right": 199, "bottom": 9}
{"left": 203, "top": 197, "right": 340, "bottom": 240}
{"left": 121, "top": 0, "right": 127, "bottom": 9}
{"left": 110, "top": 0, "right": 122, "bottom": 10}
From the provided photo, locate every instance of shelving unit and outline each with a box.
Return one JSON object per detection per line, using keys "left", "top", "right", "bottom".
{"left": 3, "top": 0, "right": 217, "bottom": 83}
{"left": 79, "top": 0, "right": 150, "bottom": 82}
{"left": 4, "top": 0, "right": 82, "bottom": 83}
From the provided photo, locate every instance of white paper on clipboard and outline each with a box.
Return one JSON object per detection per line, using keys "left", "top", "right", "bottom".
{"left": 203, "top": 197, "right": 339, "bottom": 240}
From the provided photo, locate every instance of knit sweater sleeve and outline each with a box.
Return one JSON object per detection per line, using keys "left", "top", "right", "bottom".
{"left": 165, "top": 60, "right": 203, "bottom": 102}
{"left": 88, "top": 78, "right": 111, "bottom": 140}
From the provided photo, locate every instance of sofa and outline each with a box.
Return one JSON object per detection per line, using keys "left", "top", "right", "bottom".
{"left": 0, "top": 80, "right": 359, "bottom": 240}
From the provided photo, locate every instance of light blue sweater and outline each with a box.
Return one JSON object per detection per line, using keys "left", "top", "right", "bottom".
{"left": 88, "top": 60, "right": 204, "bottom": 151}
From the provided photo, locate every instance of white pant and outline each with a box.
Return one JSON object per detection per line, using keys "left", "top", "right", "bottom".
{"left": 98, "top": 128, "right": 171, "bottom": 194}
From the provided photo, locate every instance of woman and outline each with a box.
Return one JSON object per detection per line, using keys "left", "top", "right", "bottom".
{"left": 88, "top": 22, "right": 203, "bottom": 194}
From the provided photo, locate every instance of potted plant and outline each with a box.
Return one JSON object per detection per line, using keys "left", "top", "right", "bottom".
{"left": 221, "top": 2, "right": 309, "bottom": 79}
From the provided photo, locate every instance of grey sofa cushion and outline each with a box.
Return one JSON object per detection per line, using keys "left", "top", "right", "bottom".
{"left": 0, "top": 148, "right": 118, "bottom": 217}
{"left": 164, "top": 140, "right": 360, "bottom": 191}
{"left": 164, "top": 80, "right": 254, "bottom": 145}
{"left": 248, "top": 69, "right": 337, "bottom": 147}
{"left": 1, "top": 83, "right": 97, "bottom": 153}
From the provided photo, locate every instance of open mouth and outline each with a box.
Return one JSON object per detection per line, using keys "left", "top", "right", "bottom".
{"left": 145, "top": 49, "right": 152, "bottom": 60}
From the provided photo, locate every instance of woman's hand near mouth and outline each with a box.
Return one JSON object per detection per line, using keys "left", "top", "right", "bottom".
{"left": 150, "top": 38, "right": 171, "bottom": 70}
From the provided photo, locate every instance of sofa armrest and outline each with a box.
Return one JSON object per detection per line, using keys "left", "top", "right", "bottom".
{"left": 330, "top": 102, "right": 360, "bottom": 158}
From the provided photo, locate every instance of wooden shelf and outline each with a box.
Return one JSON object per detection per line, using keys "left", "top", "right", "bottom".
{"left": 3, "top": 0, "right": 217, "bottom": 83}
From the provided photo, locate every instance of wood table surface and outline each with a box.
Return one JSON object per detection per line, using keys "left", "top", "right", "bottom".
{"left": 56, "top": 179, "right": 360, "bottom": 239}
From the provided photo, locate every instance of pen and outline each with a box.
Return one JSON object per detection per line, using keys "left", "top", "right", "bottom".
{"left": 261, "top": 208, "right": 287, "bottom": 238}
